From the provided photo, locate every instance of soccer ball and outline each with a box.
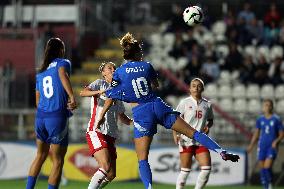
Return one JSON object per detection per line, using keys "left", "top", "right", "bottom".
{"left": 183, "top": 6, "right": 204, "bottom": 26}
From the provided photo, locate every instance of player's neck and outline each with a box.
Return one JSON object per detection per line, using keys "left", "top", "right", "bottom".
{"left": 264, "top": 112, "right": 273, "bottom": 118}
{"left": 192, "top": 95, "right": 202, "bottom": 102}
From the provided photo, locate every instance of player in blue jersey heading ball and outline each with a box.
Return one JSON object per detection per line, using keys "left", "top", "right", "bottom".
{"left": 97, "top": 32, "right": 239, "bottom": 189}
{"left": 247, "top": 99, "right": 284, "bottom": 189}
{"left": 26, "top": 38, "right": 77, "bottom": 189}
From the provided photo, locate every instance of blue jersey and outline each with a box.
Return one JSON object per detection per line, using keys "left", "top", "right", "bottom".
{"left": 106, "top": 61, "right": 157, "bottom": 103}
{"left": 36, "top": 58, "right": 71, "bottom": 116}
{"left": 256, "top": 114, "right": 284, "bottom": 148}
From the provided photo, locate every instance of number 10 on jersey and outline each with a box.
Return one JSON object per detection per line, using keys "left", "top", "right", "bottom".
{"left": 132, "top": 77, "right": 149, "bottom": 98}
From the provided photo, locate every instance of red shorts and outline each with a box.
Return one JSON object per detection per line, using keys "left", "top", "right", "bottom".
{"left": 179, "top": 145, "right": 209, "bottom": 154}
{"left": 86, "top": 131, "right": 117, "bottom": 159}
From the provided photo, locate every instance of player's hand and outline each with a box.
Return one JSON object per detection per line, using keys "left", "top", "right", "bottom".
{"left": 202, "top": 126, "right": 210, "bottom": 134}
{"left": 220, "top": 150, "right": 240, "bottom": 162}
{"left": 246, "top": 145, "right": 253, "bottom": 153}
{"left": 173, "top": 134, "right": 180, "bottom": 145}
{"left": 272, "top": 141, "right": 278, "bottom": 149}
{"left": 67, "top": 97, "right": 77, "bottom": 111}
{"left": 96, "top": 116, "right": 105, "bottom": 129}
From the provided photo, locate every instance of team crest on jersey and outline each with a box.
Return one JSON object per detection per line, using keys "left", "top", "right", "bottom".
{"left": 270, "top": 121, "right": 274, "bottom": 127}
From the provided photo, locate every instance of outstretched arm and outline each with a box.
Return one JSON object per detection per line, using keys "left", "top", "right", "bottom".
{"left": 80, "top": 87, "right": 105, "bottom": 97}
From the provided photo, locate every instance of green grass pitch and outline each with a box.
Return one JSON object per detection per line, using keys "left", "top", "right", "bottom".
{"left": 1, "top": 179, "right": 284, "bottom": 189}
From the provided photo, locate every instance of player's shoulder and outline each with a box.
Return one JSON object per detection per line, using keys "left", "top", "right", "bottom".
{"left": 272, "top": 114, "right": 281, "bottom": 121}
{"left": 56, "top": 58, "right": 71, "bottom": 66}
{"left": 179, "top": 96, "right": 191, "bottom": 103}
{"left": 202, "top": 97, "right": 211, "bottom": 104}
{"left": 256, "top": 114, "right": 265, "bottom": 121}
{"left": 90, "top": 78, "right": 105, "bottom": 85}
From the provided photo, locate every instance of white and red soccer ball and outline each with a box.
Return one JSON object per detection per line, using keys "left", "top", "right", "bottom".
{"left": 183, "top": 6, "right": 204, "bottom": 26}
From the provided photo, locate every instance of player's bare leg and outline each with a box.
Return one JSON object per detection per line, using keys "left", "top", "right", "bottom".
{"left": 88, "top": 148, "right": 111, "bottom": 189}
{"left": 134, "top": 136, "right": 153, "bottom": 189}
{"left": 99, "top": 158, "right": 117, "bottom": 188}
{"left": 176, "top": 153, "right": 193, "bottom": 189}
{"left": 195, "top": 152, "right": 211, "bottom": 189}
{"left": 48, "top": 144, "right": 67, "bottom": 186}
{"left": 171, "top": 117, "right": 195, "bottom": 138}
{"left": 28, "top": 139, "right": 50, "bottom": 176}
{"left": 172, "top": 117, "right": 239, "bottom": 162}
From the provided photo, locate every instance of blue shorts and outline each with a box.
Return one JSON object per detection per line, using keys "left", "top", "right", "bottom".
{"left": 257, "top": 146, "right": 277, "bottom": 161}
{"left": 132, "top": 97, "right": 180, "bottom": 138}
{"left": 35, "top": 116, "right": 69, "bottom": 146}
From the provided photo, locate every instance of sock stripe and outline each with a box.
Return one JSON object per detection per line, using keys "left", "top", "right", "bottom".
{"left": 181, "top": 168, "right": 191, "bottom": 172}
{"left": 200, "top": 166, "right": 211, "bottom": 170}
{"left": 98, "top": 168, "right": 107, "bottom": 177}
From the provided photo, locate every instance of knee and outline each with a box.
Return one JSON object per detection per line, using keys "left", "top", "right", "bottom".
{"left": 36, "top": 152, "right": 49, "bottom": 163}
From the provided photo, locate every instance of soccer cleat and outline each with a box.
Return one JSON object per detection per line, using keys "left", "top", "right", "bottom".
{"left": 220, "top": 151, "right": 240, "bottom": 162}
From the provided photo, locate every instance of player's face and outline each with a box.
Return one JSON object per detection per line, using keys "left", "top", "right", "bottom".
{"left": 262, "top": 101, "right": 273, "bottom": 114}
{"left": 189, "top": 80, "right": 203, "bottom": 96}
{"left": 102, "top": 64, "right": 115, "bottom": 82}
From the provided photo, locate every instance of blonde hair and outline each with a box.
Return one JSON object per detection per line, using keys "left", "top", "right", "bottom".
{"left": 99, "top": 61, "right": 116, "bottom": 72}
{"left": 119, "top": 32, "right": 142, "bottom": 60}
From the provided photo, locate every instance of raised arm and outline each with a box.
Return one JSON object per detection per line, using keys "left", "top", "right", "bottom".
{"left": 58, "top": 67, "right": 77, "bottom": 110}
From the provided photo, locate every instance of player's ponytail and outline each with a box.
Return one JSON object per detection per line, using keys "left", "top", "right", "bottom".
{"left": 39, "top": 38, "right": 65, "bottom": 73}
{"left": 119, "top": 32, "right": 142, "bottom": 61}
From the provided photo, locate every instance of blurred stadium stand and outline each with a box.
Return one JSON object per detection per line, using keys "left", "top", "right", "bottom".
{"left": 0, "top": 0, "right": 284, "bottom": 185}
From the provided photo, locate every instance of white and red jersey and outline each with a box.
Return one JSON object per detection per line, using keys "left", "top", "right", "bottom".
{"left": 176, "top": 96, "right": 213, "bottom": 146}
{"left": 87, "top": 79, "right": 125, "bottom": 139}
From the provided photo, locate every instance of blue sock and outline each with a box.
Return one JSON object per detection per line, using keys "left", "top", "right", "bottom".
{"left": 264, "top": 168, "right": 272, "bottom": 184}
{"left": 260, "top": 169, "right": 268, "bottom": 189}
{"left": 193, "top": 131, "right": 222, "bottom": 153}
{"left": 48, "top": 184, "right": 58, "bottom": 189}
{"left": 139, "top": 160, "right": 152, "bottom": 189}
{"left": 26, "top": 176, "right": 37, "bottom": 189}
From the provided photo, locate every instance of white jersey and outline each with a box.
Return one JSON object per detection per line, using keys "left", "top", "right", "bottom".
{"left": 86, "top": 79, "right": 125, "bottom": 139}
{"left": 176, "top": 96, "right": 213, "bottom": 146}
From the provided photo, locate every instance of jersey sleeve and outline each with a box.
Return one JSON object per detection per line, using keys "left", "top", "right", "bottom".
{"left": 148, "top": 63, "right": 158, "bottom": 80}
{"left": 111, "top": 69, "right": 121, "bottom": 87}
{"left": 176, "top": 99, "right": 186, "bottom": 116}
{"left": 256, "top": 117, "right": 261, "bottom": 129}
{"left": 35, "top": 75, "right": 39, "bottom": 91}
{"left": 207, "top": 103, "right": 214, "bottom": 120}
{"left": 276, "top": 117, "right": 284, "bottom": 131}
{"left": 58, "top": 59, "right": 71, "bottom": 75}
{"left": 88, "top": 80, "right": 101, "bottom": 91}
